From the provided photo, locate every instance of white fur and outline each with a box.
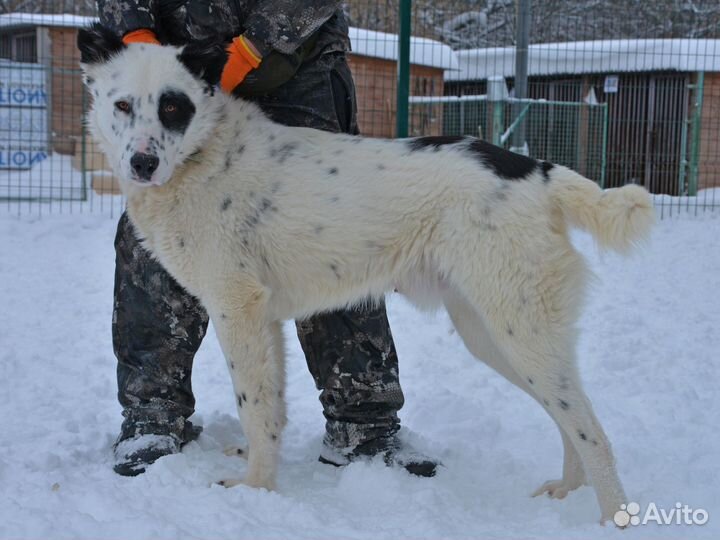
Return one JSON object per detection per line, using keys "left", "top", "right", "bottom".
{"left": 84, "top": 43, "right": 655, "bottom": 523}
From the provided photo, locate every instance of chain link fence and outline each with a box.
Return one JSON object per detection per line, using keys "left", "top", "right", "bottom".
{"left": 1, "top": 1, "right": 719, "bottom": 217}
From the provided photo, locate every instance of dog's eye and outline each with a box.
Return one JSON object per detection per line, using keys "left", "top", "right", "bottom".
{"left": 115, "top": 100, "right": 131, "bottom": 113}
{"left": 163, "top": 103, "right": 177, "bottom": 114}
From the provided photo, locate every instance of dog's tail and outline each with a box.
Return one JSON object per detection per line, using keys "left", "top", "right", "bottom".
{"left": 547, "top": 165, "right": 654, "bottom": 254}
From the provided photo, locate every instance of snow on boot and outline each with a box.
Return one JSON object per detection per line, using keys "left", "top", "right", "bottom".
{"left": 113, "top": 419, "right": 202, "bottom": 476}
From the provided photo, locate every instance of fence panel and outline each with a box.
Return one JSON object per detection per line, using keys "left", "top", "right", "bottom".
{"left": 0, "top": 2, "right": 718, "bottom": 216}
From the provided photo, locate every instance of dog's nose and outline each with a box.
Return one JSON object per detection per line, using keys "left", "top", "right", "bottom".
{"left": 130, "top": 153, "right": 159, "bottom": 181}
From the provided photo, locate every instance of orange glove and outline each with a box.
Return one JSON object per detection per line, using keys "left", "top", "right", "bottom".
{"left": 122, "top": 29, "right": 161, "bottom": 45}
{"left": 220, "top": 35, "right": 262, "bottom": 94}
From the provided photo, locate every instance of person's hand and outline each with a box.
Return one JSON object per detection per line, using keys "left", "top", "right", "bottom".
{"left": 220, "top": 35, "right": 262, "bottom": 94}
{"left": 122, "top": 29, "right": 161, "bottom": 45}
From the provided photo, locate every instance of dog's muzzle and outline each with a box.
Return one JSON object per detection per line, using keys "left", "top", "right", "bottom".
{"left": 130, "top": 152, "right": 160, "bottom": 182}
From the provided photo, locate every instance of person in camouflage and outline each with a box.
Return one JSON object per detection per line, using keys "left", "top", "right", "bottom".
{"left": 98, "top": 0, "right": 438, "bottom": 478}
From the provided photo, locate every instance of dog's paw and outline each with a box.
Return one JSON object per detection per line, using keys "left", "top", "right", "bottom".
{"left": 531, "top": 479, "right": 582, "bottom": 499}
{"left": 215, "top": 478, "right": 245, "bottom": 488}
{"left": 223, "top": 445, "right": 249, "bottom": 460}
{"left": 215, "top": 476, "right": 274, "bottom": 490}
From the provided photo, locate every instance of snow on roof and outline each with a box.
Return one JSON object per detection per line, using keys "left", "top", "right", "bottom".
{"left": 0, "top": 13, "right": 96, "bottom": 30}
{"left": 0, "top": 13, "right": 458, "bottom": 71}
{"left": 348, "top": 27, "right": 458, "bottom": 70}
{"left": 447, "top": 39, "right": 720, "bottom": 81}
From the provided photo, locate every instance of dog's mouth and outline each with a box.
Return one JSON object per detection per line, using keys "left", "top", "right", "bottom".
{"left": 128, "top": 174, "right": 167, "bottom": 187}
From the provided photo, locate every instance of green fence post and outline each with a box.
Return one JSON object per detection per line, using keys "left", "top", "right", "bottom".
{"left": 600, "top": 102, "right": 609, "bottom": 189}
{"left": 396, "top": 0, "right": 411, "bottom": 138}
{"left": 688, "top": 72, "right": 704, "bottom": 196}
{"left": 487, "top": 76, "right": 507, "bottom": 146}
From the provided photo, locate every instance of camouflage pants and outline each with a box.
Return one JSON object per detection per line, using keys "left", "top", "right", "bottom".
{"left": 113, "top": 53, "right": 404, "bottom": 450}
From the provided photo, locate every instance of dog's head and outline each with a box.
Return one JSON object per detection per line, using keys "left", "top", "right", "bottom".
{"left": 78, "top": 24, "right": 228, "bottom": 187}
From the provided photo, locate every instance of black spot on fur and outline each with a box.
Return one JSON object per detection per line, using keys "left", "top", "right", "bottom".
{"left": 527, "top": 377, "right": 534, "bottom": 385}
{"left": 178, "top": 238, "right": 185, "bottom": 248}
{"left": 177, "top": 38, "right": 227, "bottom": 87}
{"left": 230, "top": 361, "right": 234, "bottom": 369}
{"left": 237, "top": 144, "right": 245, "bottom": 154}
{"left": 271, "top": 434, "right": 278, "bottom": 441}
{"left": 408, "top": 135, "right": 542, "bottom": 181}
{"left": 270, "top": 142, "right": 297, "bottom": 164}
{"left": 541, "top": 161, "right": 554, "bottom": 182}
{"left": 221, "top": 197, "right": 232, "bottom": 211}
{"left": 377, "top": 164, "right": 386, "bottom": 170}
{"left": 77, "top": 24, "right": 126, "bottom": 65}
{"left": 328, "top": 167, "right": 338, "bottom": 175}
{"left": 543, "top": 399, "right": 550, "bottom": 407}
{"left": 260, "top": 198, "right": 272, "bottom": 213}
{"left": 329, "top": 196, "right": 339, "bottom": 203}
{"left": 241, "top": 392, "right": 247, "bottom": 402}
{"left": 406, "top": 135, "right": 465, "bottom": 152}
{"left": 254, "top": 398, "right": 259, "bottom": 405}
{"left": 237, "top": 395, "right": 243, "bottom": 407}
{"left": 559, "top": 399, "right": 570, "bottom": 410}
{"left": 330, "top": 263, "right": 340, "bottom": 279}
{"left": 578, "top": 431, "right": 588, "bottom": 441}
{"left": 236, "top": 448, "right": 244, "bottom": 455}
{"left": 158, "top": 91, "right": 196, "bottom": 134}
{"left": 507, "top": 325, "right": 514, "bottom": 336}
{"left": 467, "top": 139, "right": 539, "bottom": 180}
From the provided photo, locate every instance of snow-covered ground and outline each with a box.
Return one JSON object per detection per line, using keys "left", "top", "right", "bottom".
{"left": 0, "top": 203, "right": 718, "bottom": 539}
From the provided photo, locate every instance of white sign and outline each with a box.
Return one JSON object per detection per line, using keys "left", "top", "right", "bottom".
{"left": 604, "top": 75, "right": 619, "bottom": 93}
{"left": 0, "top": 59, "right": 48, "bottom": 170}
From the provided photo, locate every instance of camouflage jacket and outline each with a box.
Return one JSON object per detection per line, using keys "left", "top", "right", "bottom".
{"left": 97, "top": 0, "right": 350, "bottom": 58}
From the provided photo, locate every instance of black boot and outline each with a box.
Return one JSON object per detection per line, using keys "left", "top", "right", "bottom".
{"left": 319, "top": 432, "right": 440, "bottom": 478}
{"left": 113, "top": 415, "right": 202, "bottom": 477}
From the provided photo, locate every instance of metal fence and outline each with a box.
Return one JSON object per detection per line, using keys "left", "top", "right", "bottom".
{"left": 1, "top": 1, "right": 719, "bottom": 217}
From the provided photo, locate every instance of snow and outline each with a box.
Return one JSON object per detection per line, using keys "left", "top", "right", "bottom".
{"left": 348, "top": 27, "right": 459, "bottom": 71}
{"left": 447, "top": 39, "right": 720, "bottom": 81}
{"left": 0, "top": 13, "right": 459, "bottom": 71}
{"left": 0, "top": 202, "right": 719, "bottom": 538}
{"left": 0, "top": 154, "right": 86, "bottom": 200}
{"left": 0, "top": 13, "right": 96, "bottom": 30}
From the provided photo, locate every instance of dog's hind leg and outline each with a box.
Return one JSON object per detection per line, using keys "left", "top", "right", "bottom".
{"left": 206, "top": 286, "right": 287, "bottom": 490}
{"left": 447, "top": 251, "right": 625, "bottom": 523}
{"left": 442, "top": 288, "right": 586, "bottom": 500}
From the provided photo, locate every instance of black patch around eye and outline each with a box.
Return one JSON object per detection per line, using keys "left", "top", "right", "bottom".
{"left": 158, "top": 91, "right": 196, "bottom": 134}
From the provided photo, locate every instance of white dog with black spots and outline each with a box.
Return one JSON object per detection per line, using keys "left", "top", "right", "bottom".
{"left": 79, "top": 24, "right": 654, "bottom": 524}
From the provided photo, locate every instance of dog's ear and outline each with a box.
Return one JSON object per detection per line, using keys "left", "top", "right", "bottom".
{"left": 178, "top": 39, "right": 228, "bottom": 87}
{"left": 77, "top": 23, "right": 126, "bottom": 65}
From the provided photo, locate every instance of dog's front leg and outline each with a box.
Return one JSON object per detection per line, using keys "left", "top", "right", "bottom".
{"left": 208, "top": 289, "right": 286, "bottom": 490}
